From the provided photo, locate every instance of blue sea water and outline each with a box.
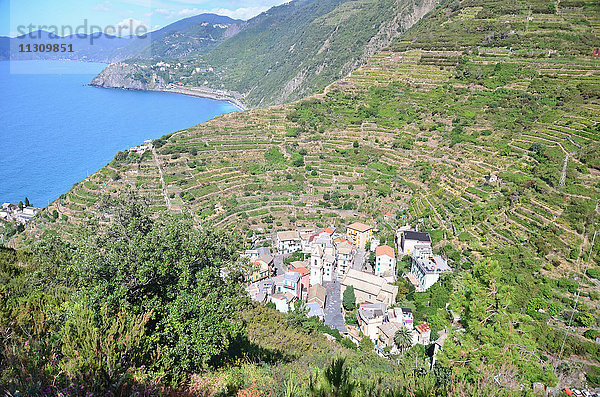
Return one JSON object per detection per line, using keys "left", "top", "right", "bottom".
{"left": 0, "top": 60, "right": 237, "bottom": 207}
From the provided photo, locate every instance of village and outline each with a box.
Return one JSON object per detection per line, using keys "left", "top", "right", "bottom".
{"left": 0, "top": 201, "right": 42, "bottom": 224}
{"left": 242, "top": 221, "right": 453, "bottom": 358}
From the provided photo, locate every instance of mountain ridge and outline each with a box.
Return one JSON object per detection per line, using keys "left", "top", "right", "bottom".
{"left": 0, "top": 13, "right": 242, "bottom": 63}
{"left": 90, "top": 0, "right": 441, "bottom": 108}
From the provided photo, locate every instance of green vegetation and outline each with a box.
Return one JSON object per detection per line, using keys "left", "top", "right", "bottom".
{"left": 342, "top": 285, "right": 356, "bottom": 311}
{"left": 8, "top": 0, "right": 600, "bottom": 392}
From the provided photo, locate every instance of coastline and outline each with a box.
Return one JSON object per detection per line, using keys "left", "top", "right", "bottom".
{"left": 89, "top": 83, "right": 248, "bottom": 111}
{"left": 154, "top": 85, "right": 248, "bottom": 111}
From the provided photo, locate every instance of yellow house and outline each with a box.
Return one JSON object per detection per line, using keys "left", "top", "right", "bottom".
{"left": 249, "top": 260, "right": 270, "bottom": 282}
{"left": 346, "top": 222, "right": 373, "bottom": 249}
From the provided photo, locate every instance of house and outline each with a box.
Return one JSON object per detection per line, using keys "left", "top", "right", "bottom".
{"left": 387, "top": 307, "right": 414, "bottom": 330}
{"left": 289, "top": 266, "right": 310, "bottom": 298}
{"left": 243, "top": 247, "right": 274, "bottom": 266}
{"left": 377, "top": 322, "right": 401, "bottom": 354}
{"left": 276, "top": 230, "right": 302, "bottom": 255}
{"left": 323, "top": 250, "right": 335, "bottom": 282}
{"left": 357, "top": 303, "right": 387, "bottom": 341}
{"left": 16, "top": 213, "right": 34, "bottom": 224}
{"left": 309, "top": 241, "right": 336, "bottom": 284}
{"left": 271, "top": 292, "right": 297, "bottom": 313}
{"left": 307, "top": 283, "right": 327, "bottom": 308}
{"left": 409, "top": 245, "right": 451, "bottom": 292}
{"left": 346, "top": 222, "right": 373, "bottom": 250}
{"left": 341, "top": 269, "right": 398, "bottom": 306}
{"left": 305, "top": 302, "right": 325, "bottom": 320}
{"left": 399, "top": 230, "right": 432, "bottom": 256}
{"left": 22, "top": 206, "right": 41, "bottom": 217}
{"left": 384, "top": 212, "right": 394, "bottom": 223}
{"left": 336, "top": 242, "right": 354, "bottom": 280}
{"left": 413, "top": 323, "right": 431, "bottom": 345}
{"left": 249, "top": 260, "right": 271, "bottom": 283}
{"left": 299, "top": 228, "right": 316, "bottom": 253}
{"left": 245, "top": 283, "right": 268, "bottom": 303}
{"left": 273, "top": 272, "right": 302, "bottom": 299}
{"left": 375, "top": 245, "right": 396, "bottom": 279}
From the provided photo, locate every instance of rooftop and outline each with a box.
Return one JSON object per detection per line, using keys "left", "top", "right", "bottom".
{"left": 284, "top": 272, "right": 301, "bottom": 282}
{"left": 376, "top": 244, "right": 395, "bottom": 258}
{"left": 305, "top": 302, "right": 325, "bottom": 318}
{"left": 342, "top": 269, "right": 398, "bottom": 298}
{"left": 415, "top": 323, "right": 431, "bottom": 334}
{"left": 290, "top": 267, "right": 309, "bottom": 277}
{"left": 413, "top": 248, "right": 451, "bottom": 274}
{"left": 277, "top": 230, "right": 300, "bottom": 241}
{"left": 308, "top": 284, "right": 327, "bottom": 303}
{"left": 347, "top": 222, "right": 373, "bottom": 233}
{"left": 358, "top": 303, "right": 387, "bottom": 321}
{"left": 403, "top": 231, "right": 431, "bottom": 243}
{"left": 378, "top": 322, "right": 401, "bottom": 339}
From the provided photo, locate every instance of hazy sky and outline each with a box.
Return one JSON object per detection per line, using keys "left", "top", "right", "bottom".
{"left": 1, "top": 0, "right": 289, "bottom": 36}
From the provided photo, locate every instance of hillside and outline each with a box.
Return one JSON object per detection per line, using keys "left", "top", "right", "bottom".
{"left": 91, "top": 0, "right": 439, "bottom": 107}
{"left": 1, "top": 14, "right": 240, "bottom": 63}
{"left": 12, "top": 0, "right": 600, "bottom": 392}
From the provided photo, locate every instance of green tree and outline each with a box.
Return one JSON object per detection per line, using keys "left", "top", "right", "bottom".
{"left": 342, "top": 286, "right": 356, "bottom": 311}
{"left": 61, "top": 191, "right": 247, "bottom": 379}
{"left": 24, "top": 197, "right": 30, "bottom": 207}
{"left": 359, "top": 336, "right": 374, "bottom": 353}
{"left": 394, "top": 327, "right": 413, "bottom": 353}
{"left": 18, "top": 201, "right": 23, "bottom": 210}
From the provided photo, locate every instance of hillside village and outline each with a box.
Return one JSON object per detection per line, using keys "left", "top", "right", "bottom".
{"left": 243, "top": 221, "right": 452, "bottom": 357}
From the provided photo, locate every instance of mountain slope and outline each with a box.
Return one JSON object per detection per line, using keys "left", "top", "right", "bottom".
{"left": 1, "top": 14, "right": 241, "bottom": 63}
{"left": 91, "top": 0, "right": 440, "bottom": 107}
{"left": 17, "top": 0, "right": 600, "bottom": 390}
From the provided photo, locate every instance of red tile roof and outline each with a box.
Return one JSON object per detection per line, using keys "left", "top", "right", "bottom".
{"left": 376, "top": 245, "right": 394, "bottom": 258}
{"left": 415, "top": 323, "right": 430, "bottom": 334}
{"left": 290, "top": 267, "right": 309, "bottom": 276}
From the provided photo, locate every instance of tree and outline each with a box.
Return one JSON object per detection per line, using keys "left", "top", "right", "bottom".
{"left": 342, "top": 286, "right": 356, "bottom": 311}
{"left": 394, "top": 327, "right": 413, "bottom": 353}
{"left": 359, "top": 336, "right": 374, "bottom": 353}
{"left": 18, "top": 201, "right": 23, "bottom": 210}
{"left": 310, "top": 357, "right": 356, "bottom": 397}
{"left": 58, "top": 191, "right": 247, "bottom": 380}
{"left": 24, "top": 197, "right": 30, "bottom": 207}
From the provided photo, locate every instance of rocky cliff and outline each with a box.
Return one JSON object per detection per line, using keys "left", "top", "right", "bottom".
{"left": 91, "top": 63, "right": 168, "bottom": 90}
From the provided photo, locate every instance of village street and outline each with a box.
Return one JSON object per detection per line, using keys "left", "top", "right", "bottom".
{"left": 323, "top": 280, "right": 346, "bottom": 333}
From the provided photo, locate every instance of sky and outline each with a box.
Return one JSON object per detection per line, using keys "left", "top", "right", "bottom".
{"left": 0, "top": 0, "right": 289, "bottom": 37}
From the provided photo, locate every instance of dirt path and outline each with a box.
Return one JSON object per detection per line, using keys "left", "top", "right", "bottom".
{"left": 152, "top": 147, "right": 171, "bottom": 211}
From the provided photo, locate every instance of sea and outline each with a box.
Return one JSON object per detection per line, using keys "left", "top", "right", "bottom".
{"left": 0, "top": 60, "right": 238, "bottom": 207}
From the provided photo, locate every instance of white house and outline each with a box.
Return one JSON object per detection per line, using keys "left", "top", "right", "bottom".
{"left": 22, "top": 206, "right": 41, "bottom": 217}
{"left": 276, "top": 230, "right": 302, "bottom": 255}
{"left": 357, "top": 303, "right": 387, "bottom": 341}
{"left": 375, "top": 245, "right": 396, "bottom": 279}
{"left": 387, "top": 307, "right": 414, "bottom": 330}
{"left": 270, "top": 292, "right": 297, "bottom": 313}
{"left": 399, "top": 230, "right": 432, "bottom": 256}
{"left": 409, "top": 245, "right": 451, "bottom": 292}
{"left": 336, "top": 241, "right": 354, "bottom": 280}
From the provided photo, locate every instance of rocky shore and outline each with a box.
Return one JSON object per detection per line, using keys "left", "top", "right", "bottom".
{"left": 90, "top": 62, "right": 247, "bottom": 110}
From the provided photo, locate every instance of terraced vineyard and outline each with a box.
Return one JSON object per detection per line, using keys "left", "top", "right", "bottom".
{"left": 21, "top": 0, "right": 600, "bottom": 386}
